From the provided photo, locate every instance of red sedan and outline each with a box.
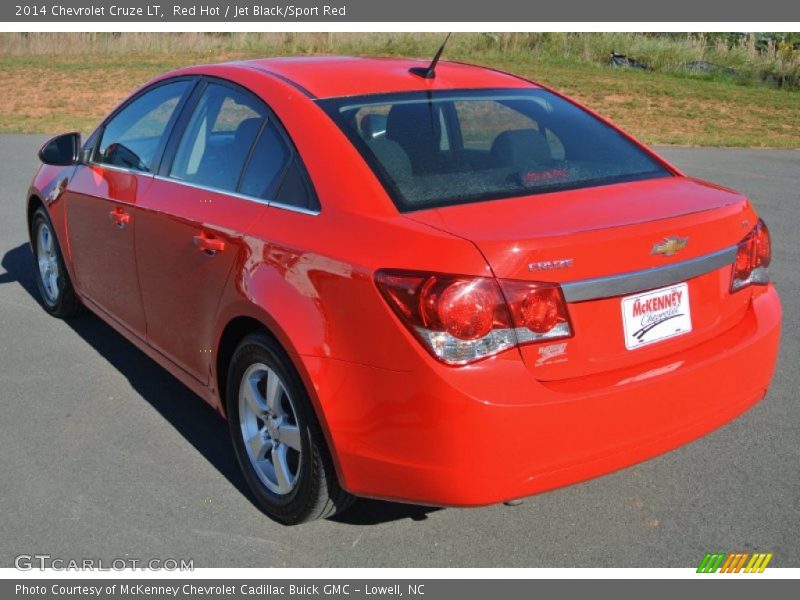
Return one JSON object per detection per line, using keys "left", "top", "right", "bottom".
{"left": 27, "top": 56, "right": 781, "bottom": 524}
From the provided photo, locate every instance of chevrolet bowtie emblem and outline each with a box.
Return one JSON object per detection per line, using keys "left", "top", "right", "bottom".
{"left": 651, "top": 236, "right": 688, "bottom": 256}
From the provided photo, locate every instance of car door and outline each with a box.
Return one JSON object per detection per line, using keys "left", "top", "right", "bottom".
{"left": 135, "top": 78, "right": 306, "bottom": 384}
{"left": 65, "top": 79, "right": 194, "bottom": 334}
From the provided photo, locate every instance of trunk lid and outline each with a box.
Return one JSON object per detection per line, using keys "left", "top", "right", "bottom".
{"left": 406, "top": 176, "right": 758, "bottom": 380}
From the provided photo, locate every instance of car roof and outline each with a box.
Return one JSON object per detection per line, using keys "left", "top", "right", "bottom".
{"left": 222, "top": 56, "right": 538, "bottom": 99}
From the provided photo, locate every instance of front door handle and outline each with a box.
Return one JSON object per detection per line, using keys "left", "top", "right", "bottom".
{"left": 109, "top": 207, "right": 131, "bottom": 228}
{"left": 193, "top": 232, "right": 226, "bottom": 255}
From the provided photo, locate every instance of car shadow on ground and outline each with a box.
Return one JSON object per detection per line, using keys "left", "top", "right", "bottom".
{"left": 1, "top": 242, "right": 440, "bottom": 526}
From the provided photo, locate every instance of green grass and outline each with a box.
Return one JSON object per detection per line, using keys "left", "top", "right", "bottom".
{"left": 1, "top": 33, "right": 798, "bottom": 147}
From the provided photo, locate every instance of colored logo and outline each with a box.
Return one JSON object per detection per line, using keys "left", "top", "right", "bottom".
{"left": 696, "top": 552, "right": 773, "bottom": 573}
{"left": 651, "top": 236, "right": 688, "bottom": 256}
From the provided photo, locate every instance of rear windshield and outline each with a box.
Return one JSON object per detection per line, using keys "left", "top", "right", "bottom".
{"left": 319, "top": 88, "right": 671, "bottom": 211}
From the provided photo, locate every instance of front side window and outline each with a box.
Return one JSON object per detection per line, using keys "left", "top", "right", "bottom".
{"left": 320, "top": 89, "right": 671, "bottom": 211}
{"left": 170, "top": 83, "right": 267, "bottom": 193}
{"left": 96, "top": 81, "right": 189, "bottom": 173}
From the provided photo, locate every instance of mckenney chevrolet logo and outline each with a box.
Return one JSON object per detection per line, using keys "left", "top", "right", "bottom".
{"left": 651, "top": 236, "right": 688, "bottom": 256}
{"left": 631, "top": 288, "right": 684, "bottom": 319}
{"left": 697, "top": 552, "right": 773, "bottom": 573}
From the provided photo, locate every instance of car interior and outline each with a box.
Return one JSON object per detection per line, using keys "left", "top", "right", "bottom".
{"left": 329, "top": 93, "right": 669, "bottom": 208}
{"left": 354, "top": 99, "right": 570, "bottom": 204}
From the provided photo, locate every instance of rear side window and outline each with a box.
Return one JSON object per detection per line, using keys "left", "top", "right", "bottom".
{"left": 239, "top": 121, "right": 290, "bottom": 199}
{"left": 273, "top": 160, "right": 316, "bottom": 210}
{"left": 245, "top": 129, "right": 318, "bottom": 211}
{"left": 95, "top": 81, "right": 189, "bottom": 173}
{"left": 170, "top": 83, "right": 267, "bottom": 193}
{"left": 320, "top": 89, "right": 671, "bottom": 211}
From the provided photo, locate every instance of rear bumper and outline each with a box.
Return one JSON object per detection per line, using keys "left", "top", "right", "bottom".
{"left": 304, "top": 285, "right": 781, "bottom": 506}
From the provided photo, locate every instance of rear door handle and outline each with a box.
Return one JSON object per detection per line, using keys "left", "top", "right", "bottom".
{"left": 193, "top": 232, "right": 226, "bottom": 255}
{"left": 109, "top": 207, "right": 131, "bottom": 228}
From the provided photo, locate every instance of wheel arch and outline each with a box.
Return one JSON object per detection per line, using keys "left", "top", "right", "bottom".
{"left": 211, "top": 260, "right": 333, "bottom": 418}
{"left": 27, "top": 191, "right": 79, "bottom": 291}
{"left": 215, "top": 315, "right": 270, "bottom": 417}
{"left": 214, "top": 308, "right": 322, "bottom": 422}
{"left": 213, "top": 309, "right": 348, "bottom": 488}
{"left": 26, "top": 193, "right": 45, "bottom": 234}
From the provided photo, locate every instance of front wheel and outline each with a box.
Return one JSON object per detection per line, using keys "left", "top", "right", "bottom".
{"left": 30, "top": 206, "right": 82, "bottom": 318}
{"left": 226, "top": 331, "right": 354, "bottom": 524}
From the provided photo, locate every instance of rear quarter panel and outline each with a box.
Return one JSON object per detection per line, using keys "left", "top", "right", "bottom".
{"left": 206, "top": 65, "right": 495, "bottom": 401}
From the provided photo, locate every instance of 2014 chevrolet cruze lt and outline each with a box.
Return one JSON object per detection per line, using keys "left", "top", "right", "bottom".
{"left": 27, "top": 57, "right": 781, "bottom": 524}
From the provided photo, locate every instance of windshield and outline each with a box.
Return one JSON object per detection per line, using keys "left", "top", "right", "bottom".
{"left": 319, "top": 88, "right": 672, "bottom": 212}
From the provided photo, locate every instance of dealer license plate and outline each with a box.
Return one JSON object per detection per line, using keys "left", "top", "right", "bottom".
{"left": 621, "top": 282, "right": 692, "bottom": 350}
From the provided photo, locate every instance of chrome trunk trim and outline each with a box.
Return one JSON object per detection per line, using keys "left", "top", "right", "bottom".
{"left": 562, "top": 246, "right": 738, "bottom": 302}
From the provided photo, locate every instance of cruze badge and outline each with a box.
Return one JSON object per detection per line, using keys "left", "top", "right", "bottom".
{"left": 651, "top": 236, "right": 688, "bottom": 257}
{"left": 528, "top": 258, "right": 574, "bottom": 271}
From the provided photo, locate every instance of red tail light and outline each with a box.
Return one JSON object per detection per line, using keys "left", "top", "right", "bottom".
{"left": 419, "top": 277, "right": 499, "bottom": 340}
{"left": 499, "top": 280, "right": 573, "bottom": 343}
{"left": 375, "top": 270, "right": 572, "bottom": 365}
{"left": 731, "top": 220, "right": 771, "bottom": 292}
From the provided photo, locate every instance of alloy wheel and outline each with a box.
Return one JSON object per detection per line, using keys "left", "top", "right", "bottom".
{"left": 238, "top": 363, "right": 302, "bottom": 495}
{"left": 36, "top": 221, "right": 60, "bottom": 305}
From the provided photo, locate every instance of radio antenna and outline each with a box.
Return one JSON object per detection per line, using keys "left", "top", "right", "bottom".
{"left": 409, "top": 33, "right": 452, "bottom": 79}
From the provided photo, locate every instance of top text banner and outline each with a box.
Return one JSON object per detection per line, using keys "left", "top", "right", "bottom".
{"left": 4, "top": 0, "right": 800, "bottom": 22}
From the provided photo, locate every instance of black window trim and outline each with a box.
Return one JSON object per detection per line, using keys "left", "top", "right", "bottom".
{"left": 318, "top": 88, "right": 675, "bottom": 213}
{"left": 157, "top": 75, "right": 320, "bottom": 215}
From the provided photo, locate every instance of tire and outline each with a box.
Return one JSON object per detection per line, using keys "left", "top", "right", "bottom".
{"left": 30, "top": 206, "right": 82, "bottom": 318}
{"left": 226, "top": 330, "right": 354, "bottom": 524}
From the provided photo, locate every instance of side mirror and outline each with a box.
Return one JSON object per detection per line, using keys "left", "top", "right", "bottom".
{"left": 38, "top": 132, "right": 81, "bottom": 166}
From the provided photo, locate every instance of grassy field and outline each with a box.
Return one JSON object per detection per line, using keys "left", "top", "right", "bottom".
{"left": 1, "top": 33, "right": 798, "bottom": 147}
